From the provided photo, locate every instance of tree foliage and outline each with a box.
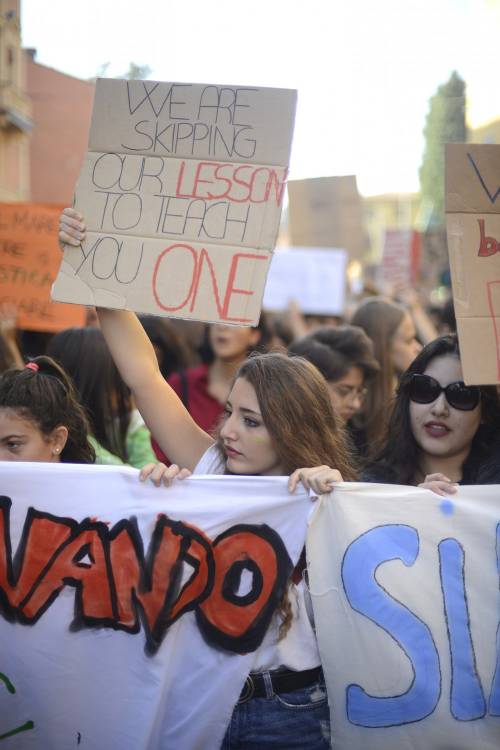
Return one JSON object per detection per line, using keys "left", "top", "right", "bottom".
{"left": 92, "top": 62, "right": 151, "bottom": 81}
{"left": 419, "top": 71, "right": 467, "bottom": 225}
{"left": 120, "top": 62, "right": 152, "bottom": 81}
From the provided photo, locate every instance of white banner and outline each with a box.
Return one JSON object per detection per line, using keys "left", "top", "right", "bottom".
{"left": 0, "top": 463, "right": 311, "bottom": 749}
{"left": 307, "top": 482, "right": 500, "bottom": 750}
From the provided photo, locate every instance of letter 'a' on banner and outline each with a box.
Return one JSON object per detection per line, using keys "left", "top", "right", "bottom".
{"left": 51, "top": 79, "right": 297, "bottom": 326}
{"left": 307, "top": 482, "right": 500, "bottom": 750}
{"left": 445, "top": 144, "right": 500, "bottom": 384}
{"left": 0, "top": 463, "right": 311, "bottom": 750}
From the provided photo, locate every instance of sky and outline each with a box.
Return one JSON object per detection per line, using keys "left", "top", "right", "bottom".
{"left": 21, "top": 0, "right": 500, "bottom": 196}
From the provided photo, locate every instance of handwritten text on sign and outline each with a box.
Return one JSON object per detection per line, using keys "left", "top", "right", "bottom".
{"left": 446, "top": 144, "right": 500, "bottom": 384}
{"left": 0, "top": 204, "right": 85, "bottom": 333}
{"left": 0, "top": 496, "right": 291, "bottom": 655}
{"left": 52, "top": 80, "right": 297, "bottom": 325}
{"left": 308, "top": 483, "right": 500, "bottom": 750}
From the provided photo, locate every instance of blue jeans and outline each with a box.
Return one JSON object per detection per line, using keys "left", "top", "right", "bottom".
{"left": 221, "top": 673, "right": 331, "bottom": 749}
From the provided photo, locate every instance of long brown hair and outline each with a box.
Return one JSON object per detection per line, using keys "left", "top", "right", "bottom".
{"left": 0, "top": 356, "right": 95, "bottom": 464}
{"left": 351, "top": 297, "right": 407, "bottom": 451}
{"left": 217, "top": 351, "right": 356, "bottom": 480}
{"left": 215, "top": 352, "right": 356, "bottom": 637}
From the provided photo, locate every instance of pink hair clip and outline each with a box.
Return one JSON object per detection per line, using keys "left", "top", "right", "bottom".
{"left": 25, "top": 362, "right": 39, "bottom": 372}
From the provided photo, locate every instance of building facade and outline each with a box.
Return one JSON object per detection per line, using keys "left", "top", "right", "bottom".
{"left": 0, "top": 0, "right": 31, "bottom": 200}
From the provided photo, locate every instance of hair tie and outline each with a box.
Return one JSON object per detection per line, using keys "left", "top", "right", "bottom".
{"left": 25, "top": 362, "right": 39, "bottom": 372}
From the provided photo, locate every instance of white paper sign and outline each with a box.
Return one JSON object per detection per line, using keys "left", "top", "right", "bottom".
{"left": 0, "top": 462, "right": 310, "bottom": 749}
{"left": 307, "top": 482, "right": 500, "bottom": 750}
{"left": 263, "top": 247, "right": 347, "bottom": 314}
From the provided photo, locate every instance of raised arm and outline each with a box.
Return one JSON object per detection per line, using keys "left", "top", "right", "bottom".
{"left": 59, "top": 208, "right": 213, "bottom": 470}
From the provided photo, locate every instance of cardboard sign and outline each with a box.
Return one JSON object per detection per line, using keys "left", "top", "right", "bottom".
{"left": 445, "top": 144, "right": 500, "bottom": 384}
{"left": 287, "top": 176, "right": 368, "bottom": 261}
{"left": 0, "top": 462, "right": 311, "bottom": 749}
{"left": 308, "top": 482, "right": 500, "bottom": 750}
{"left": 0, "top": 203, "right": 85, "bottom": 332}
{"left": 380, "top": 229, "right": 421, "bottom": 290}
{"left": 52, "top": 79, "right": 297, "bottom": 325}
{"left": 263, "top": 247, "right": 347, "bottom": 314}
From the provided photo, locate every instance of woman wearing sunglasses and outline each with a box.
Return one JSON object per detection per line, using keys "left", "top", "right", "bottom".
{"left": 362, "top": 334, "right": 500, "bottom": 494}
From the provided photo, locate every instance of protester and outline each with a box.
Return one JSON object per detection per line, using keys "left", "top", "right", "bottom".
{"left": 393, "top": 287, "right": 439, "bottom": 345}
{"left": 47, "top": 327, "right": 156, "bottom": 469}
{"left": 350, "top": 296, "right": 421, "bottom": 454}
{"left": 139, "top": 315, "right": 192, "bottom": 379}
{"left": 0, "top": 303, "right": 23, "bottom": 372}
{"left": 362, "top": 334, "right": 500, "bottom": 492}
{"left": 58, "top": 206, "right": 357, "bottom": 749}
{"left": 153, "top": 316, "right": 271, "bottom": 462}
{"left": 0, "top": 356, "right": 95, "bottom": 463}
{"left": 288, "top": 325, "right": 379, "bottom": 426}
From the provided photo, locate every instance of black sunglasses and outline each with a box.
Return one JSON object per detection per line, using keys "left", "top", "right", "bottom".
{"left": 408, "top": 373, "right": 480, "bottom": 411}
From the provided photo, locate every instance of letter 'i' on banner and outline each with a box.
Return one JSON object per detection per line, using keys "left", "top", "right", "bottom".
{"left": 52, "top": 79, "right": 297, "bottom": 325}
{"left": 307, "top": 482, "right": 500, "bottom": 750}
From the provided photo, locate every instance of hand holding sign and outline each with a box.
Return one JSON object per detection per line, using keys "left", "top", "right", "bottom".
{"left": 52, "top": 79, "right": 297, "bottom": 326}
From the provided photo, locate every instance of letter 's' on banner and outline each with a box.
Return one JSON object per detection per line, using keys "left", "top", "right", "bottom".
{"left": 307, "top": 482, "right": 500, "bottom": 750}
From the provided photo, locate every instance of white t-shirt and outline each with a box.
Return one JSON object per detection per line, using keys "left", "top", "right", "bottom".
{"left": 193, "top": 444, "right": 320, "bottom": 672}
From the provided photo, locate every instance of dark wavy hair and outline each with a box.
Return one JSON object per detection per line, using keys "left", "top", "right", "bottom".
{"left": 350, "top": 297, "right": 408, "bottom": 449}
{"left": 288, "top": 325, "right": 380, "bottom": 383}
{"left": 365, "top": 334, "right": 500, "bottom": 484}
{"left": 215, "top": 351, "right": 357, "bottom": 638}
{"left": 0, "top": 356, "right": 95, "bottom": 463}
{"left": 47, "top": 327, "right": 131, "bottom": 462}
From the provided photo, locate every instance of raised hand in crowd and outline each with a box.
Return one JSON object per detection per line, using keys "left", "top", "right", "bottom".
{"left": 0, "top": 302, "right": 23, "bottom": 371}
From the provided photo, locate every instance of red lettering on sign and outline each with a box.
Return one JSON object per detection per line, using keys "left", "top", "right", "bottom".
{"left": 0, "top": 498, "right": 292, "bottom": 655}
{"left": 174, "top": 161, "right": 287, "bottom": 206}
{"left": 478, "top": 219, "right": 499, "bottom": 257}
{"left": 152, "top": 243, "right": 267, "bottom": 323}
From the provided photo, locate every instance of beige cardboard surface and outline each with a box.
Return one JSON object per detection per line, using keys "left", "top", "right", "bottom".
{"left": 89, "top": 79, "right": 296, "bottom": 166}
{"left": 445, "top": 144, "right": 500, "bottom": 384}
{"left": 52, "top": 79, "right": 296, "bottom": 325}
{"left": 287, "top": 175, "right": 367, "bottom": 261}
{"left": 54, "top": 233, "right": 272, "bottom": 324}
{"left": 446, "top": 144, "right": 500, "bottom": 214}
{"left": 456, "top": 316, "right": 500, "bottom": 385}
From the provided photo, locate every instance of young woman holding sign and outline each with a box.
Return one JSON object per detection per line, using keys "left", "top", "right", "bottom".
{"left": 59, "top": 206, "right": 355, "bottom": 749}
{"left": 363, "top": 334, "right": 500, "bottom": 493}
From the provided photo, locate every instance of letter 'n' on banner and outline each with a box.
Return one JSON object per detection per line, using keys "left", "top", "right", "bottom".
{"left": 52, "top": 79, "right": 297, "bottom": 326}
{"left": 0, "top": 463, "right": 311, "bottom": 750}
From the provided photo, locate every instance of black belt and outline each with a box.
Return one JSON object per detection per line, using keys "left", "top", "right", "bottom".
{"left": 238, "top": 666, "right": 323, "bottom": 703}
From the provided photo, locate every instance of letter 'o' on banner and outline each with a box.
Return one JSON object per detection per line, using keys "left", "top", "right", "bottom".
{"left": 196, "top": 523, "right": 292, "bottom": 653}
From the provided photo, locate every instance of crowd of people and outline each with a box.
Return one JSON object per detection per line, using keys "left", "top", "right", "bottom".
{"left": 1, "top": 206, "right": 499, "bottom": 748}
